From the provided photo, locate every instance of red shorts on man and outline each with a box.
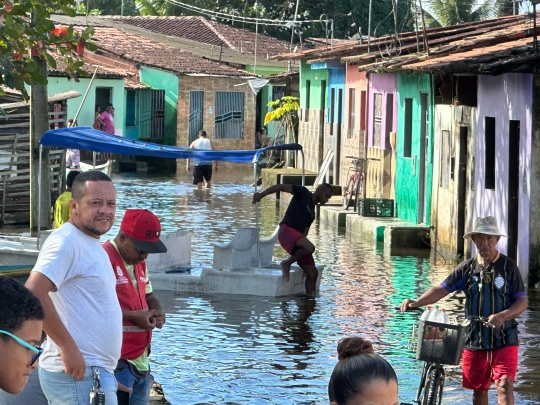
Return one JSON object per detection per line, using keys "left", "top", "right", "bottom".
{"left": 462, "top": 346, "right": 518, "bottom": 390}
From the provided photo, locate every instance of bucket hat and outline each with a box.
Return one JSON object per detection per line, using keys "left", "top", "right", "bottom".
{"left": 120, "top": 209, "right": 167, "bottom": 254}
{"left": 463, "top": 216, "right": 506, "bottom": 240}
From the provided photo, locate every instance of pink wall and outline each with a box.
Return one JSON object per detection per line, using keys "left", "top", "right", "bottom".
{"left": 367, "top": 73, "right": 398, "bottom": 149}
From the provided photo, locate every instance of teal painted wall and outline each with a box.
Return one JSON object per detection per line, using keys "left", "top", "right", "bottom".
{"left": 300, "top": 60, "right": 328, "bottom": 110}
{"left": 395, "top": 73, "right": 433, "bottom": 225}
{"left": 47, "top": 76, "right": 125, "bottom": 133}
{"left": 139, "top": 66, "right": 178, "bottom": 146}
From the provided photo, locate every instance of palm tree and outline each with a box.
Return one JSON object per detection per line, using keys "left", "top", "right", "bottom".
{"left": 423, "top": 0, "right": 497, "bottom": 28}
{"left": 136, "top": 0, "right": 183, "bottom": 16}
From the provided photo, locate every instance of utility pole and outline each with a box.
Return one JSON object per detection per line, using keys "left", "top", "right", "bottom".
{"left": 368, "top": 0, "right": 372, "bottom": 52}
{"left": 30, "top": 11, "right": 51, "bottom": 234}
{"left": 289, "top": 0, "right": 300, "bottom": 52}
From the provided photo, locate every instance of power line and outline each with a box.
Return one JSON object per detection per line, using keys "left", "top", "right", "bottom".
{"left": 164, "top": 0, "right": 332, "bottom": 27}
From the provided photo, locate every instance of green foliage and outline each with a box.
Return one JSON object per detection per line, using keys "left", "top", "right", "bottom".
{"left": 84, "top": 0, "right": 139, "bottom": 16}
{"left": 0, "top": 0, "right": 96, "bottom": 100}
{"left": 423, "top": 0, "right": 497, "bottom": 27}
{"left": 132, "top": 0, "right": 415, "bottom": 41}
{"left": 137, "top": 0, "right": 182, "bottom": 16}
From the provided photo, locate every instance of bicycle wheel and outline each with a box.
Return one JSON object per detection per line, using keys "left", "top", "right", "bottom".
{"left": 352, "top": 173, "right": 363, "bottom": 213}
{"left": 422, "top": 366, "right": 445, "bottom": 405}
{"left": 343, "top": 175, "right": 355, "bottom": 209}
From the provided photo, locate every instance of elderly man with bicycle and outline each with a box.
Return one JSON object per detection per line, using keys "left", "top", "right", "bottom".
{"left": 400, "top": 216, "right": 528, "bottom": 405}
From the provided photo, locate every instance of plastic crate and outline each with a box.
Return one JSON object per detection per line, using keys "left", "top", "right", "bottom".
{"left": 416, "top": 320, "right": 466, "bottom": 365}
{"left": 358, "top": 198, "right": 394, "bottom": 217}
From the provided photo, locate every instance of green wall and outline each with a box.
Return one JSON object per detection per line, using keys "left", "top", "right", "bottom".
{"left": 300, "top": 60, "right": 328, "bottom": 110}
{"left": 395, "top": 73, "right": 433, "bottom": 225}
{"left": 47, "top": 76, "right": 125, "bottom": 133}
{"left": 139, "top": 66, "right": 178, "bottom": 146}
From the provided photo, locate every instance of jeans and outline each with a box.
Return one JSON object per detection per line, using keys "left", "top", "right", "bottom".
{"left": 114, "top": 367, "right": 151, "bottom": 405}
{"left": 39, "top": 366, "right": 118, "bottom": 405}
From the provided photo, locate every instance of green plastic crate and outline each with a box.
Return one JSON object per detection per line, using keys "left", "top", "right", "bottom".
{"left": 358, "top": 198, "right": 394, "bottom": 217}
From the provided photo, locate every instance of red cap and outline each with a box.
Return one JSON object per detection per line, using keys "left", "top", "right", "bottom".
{"left": 120, "top": 209, "right": 167, "bottom": 254}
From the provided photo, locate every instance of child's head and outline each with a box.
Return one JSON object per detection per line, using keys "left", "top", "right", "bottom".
{"left": 328, "top": 337, "right": 399, "bottom": 405}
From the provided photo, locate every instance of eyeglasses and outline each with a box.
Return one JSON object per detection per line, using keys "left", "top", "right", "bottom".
{"left": 0, "top": 330, "right": 43, "bottom": 366}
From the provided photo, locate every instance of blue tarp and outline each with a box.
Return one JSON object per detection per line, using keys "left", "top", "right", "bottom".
{"left": 40, "top": 127, "right": 302, "bottom": 164}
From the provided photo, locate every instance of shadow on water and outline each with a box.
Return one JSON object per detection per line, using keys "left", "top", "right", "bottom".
{"left": 105, "top": 168, "right": 539, "bottom": 404}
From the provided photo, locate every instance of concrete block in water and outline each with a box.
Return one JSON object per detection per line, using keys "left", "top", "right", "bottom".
{"left": 146, "top": 230, "right": 191, "bottom": 270}
{"left": 150, "top": 264, "right": 324, "bottom": 297}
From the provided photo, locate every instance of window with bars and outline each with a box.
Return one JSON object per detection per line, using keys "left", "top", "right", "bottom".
{"left": 373, "top": 93, "right": 382, "bottom": 146}
{"left": 403, "top": 98, "right": 413, "bottom": 157}
{"left": 215, "top": 91, "right": 244, "bottom": 139}
{"left": 440, "top": 130, "right": 451, "bottom": 188}
{"left": 348, "top": 88, "right": 355, "bottom": 138}
{"left": 305, "top": 80, "right": 311, "bottom": 122}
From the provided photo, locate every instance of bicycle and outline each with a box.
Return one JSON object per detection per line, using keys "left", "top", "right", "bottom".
{"left": 400, "top": 309, "right": 494, "bottom": 405}
{"left": 342, "top": 156, "right": 365, "bottom": 211}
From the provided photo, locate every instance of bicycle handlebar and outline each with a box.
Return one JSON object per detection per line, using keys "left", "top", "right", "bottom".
{"left": 394, "top": 306, "right": 423, "bottom": 312}
{"left": 395, "top": 307, "right": 496, "bottom": 328}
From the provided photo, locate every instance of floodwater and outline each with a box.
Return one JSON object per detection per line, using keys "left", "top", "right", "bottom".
{"left": 24, "top": 166, "right": 540, "bottom": 404}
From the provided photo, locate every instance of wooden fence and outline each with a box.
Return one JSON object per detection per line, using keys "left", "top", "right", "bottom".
{"left": 0, "top": 109, "right": 65, "bottom": 225}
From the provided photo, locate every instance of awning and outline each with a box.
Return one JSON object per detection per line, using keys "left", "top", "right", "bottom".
{"left": 40, "top": 127, "right": 302, "bottom": 164}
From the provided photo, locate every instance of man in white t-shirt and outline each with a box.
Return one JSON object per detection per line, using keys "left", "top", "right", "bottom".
{"left": 186, "top": 130, "right": 218, "bottom": 189}
{"left": 25, "top": 171, "right": 122, "bottom": 405}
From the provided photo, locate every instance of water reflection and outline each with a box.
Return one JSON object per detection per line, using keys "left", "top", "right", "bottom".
{"left": 108, "top": 168, "right": 539, "bottom": 405}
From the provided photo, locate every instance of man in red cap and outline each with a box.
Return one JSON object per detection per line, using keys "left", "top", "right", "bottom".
{"left": 102, "top": 209, "right": 167, "bottom": 404}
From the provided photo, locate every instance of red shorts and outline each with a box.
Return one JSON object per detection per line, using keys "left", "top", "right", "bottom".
{"left": 462, "top": 346, "right": 518, "bottom": 391}
{"left": 277, "top": 224, "right": 315, "bottom": 266}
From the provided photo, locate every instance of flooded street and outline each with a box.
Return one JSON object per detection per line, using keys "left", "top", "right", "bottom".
{"left": 80, "top": 167, "right": 540, "bottom": 403}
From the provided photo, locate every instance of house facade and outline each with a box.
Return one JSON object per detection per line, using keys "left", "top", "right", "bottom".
{"left": 474, "top": 73, "right": 533, "bottom": 277}
{"left": 366, "top": 73, "right": 398, "bottom": 200}
{"left": 395, "top": 73, "right": 433, "bottom": 225}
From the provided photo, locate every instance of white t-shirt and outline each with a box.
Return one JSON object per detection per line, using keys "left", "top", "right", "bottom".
{"left": 193, "top": 137, "right": 212, "bottom": 166}
{"left": 32, "top": 223, "right": 122, "bottom": 373}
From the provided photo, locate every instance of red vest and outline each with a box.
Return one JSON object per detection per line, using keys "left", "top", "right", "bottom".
{"left": 103, "top": 241, "right": 151, "bottom": 360}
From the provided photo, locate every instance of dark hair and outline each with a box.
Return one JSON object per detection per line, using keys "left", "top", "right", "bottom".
{"left": 318, "top": 182, "right": 334, "bottom": 195}
{"left": 0, "top": 278, "right": 44, "bottom": 337}
{"left": 95, "top": 105, "right": 101, "bottom": 112}
{"left": 106, "top": 103, "right": 113, "bottom": 108}
{"left": 198, "top": 130, "right": 207, "bottom": 137}
{"left": 328, "top": 337, "right": 397, "bottom": 404}
{"left": 66, "top": 170, "right": 81, "bottom": 188}
{"left": 72, "top": 171, "right": 113, "bottom": 200}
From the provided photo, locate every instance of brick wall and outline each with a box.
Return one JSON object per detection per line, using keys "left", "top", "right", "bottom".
{"left": 176, "top": 76, "right": 256, "bottom": 171}
{"left": 83, "top": 51, "right": 139, "bottom": 74}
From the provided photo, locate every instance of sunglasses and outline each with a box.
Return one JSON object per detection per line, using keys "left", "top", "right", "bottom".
{"left": 0, "top": 330, "right": 43, "bottom": 366}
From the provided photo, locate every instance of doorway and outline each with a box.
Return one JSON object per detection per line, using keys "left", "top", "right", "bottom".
{"left": 95, "top": 87, "right": 112, "bottom": 113}
{"left": 417, "top": 93, "right": 429, "bottom": 224}
{"left": 335, "top": 88, "right": 343, "bottom": 184}
{"left": 318, "top": 80, "right": 327, "bottom": 167}
{"left": 456, "top": 126, "right": 468, "bottom": 258}
{"left": 507, "top": 120, "right": 520, "bottom": 261}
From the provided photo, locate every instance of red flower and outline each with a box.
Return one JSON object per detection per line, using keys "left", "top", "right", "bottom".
{"left": 51, "top": 26, "right": 68, "bottom": 37}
